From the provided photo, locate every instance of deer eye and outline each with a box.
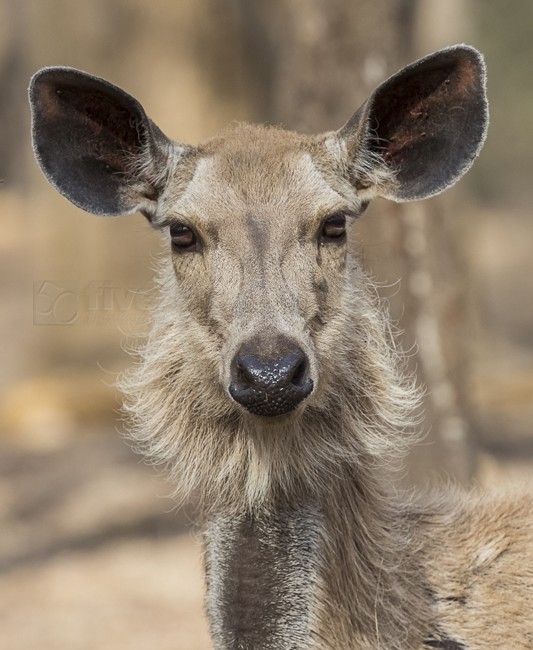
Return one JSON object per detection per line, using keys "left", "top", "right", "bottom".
{"left": 169, "top": 223, "right": 201, "bottom": 252}
{"left": 319, "top": 213, "right": 346, "bottom": 243}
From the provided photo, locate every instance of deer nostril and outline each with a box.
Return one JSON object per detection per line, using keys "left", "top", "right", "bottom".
{"left": 234, "top": 351, "right": 308, "bottom": 390}
{"left": 229, "top": 347, "right": 313, "bottom": 417}
{"left": 289, "top": 354, "right": 307, "bottom": 387}
{"left": 236, "top": 357, "right": 257, "bottom": 386}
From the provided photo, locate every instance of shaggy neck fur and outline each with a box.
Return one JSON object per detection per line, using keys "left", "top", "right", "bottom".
{"left": 120, "top": 255, "right": 429, "bottom": 648}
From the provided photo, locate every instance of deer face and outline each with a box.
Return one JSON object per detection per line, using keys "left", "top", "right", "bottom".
{"left": 29, "top": 46, "right": 488, "bottom": 420}
{"left": 155, "top": 126, "right": 370, "bottom": 417}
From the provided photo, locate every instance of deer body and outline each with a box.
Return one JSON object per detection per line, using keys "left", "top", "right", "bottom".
{"left": 30, "top": 46, "right": 533, "bottom": 649}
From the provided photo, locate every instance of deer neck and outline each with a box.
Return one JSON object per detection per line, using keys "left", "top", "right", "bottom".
{"left": 202, "top": 460, "right": 429, "bottom": 650}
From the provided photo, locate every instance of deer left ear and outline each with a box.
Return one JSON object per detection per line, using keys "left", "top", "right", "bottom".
{"left": 338, "top": 45, "right": 488, "bottom": 202}
{"left": 29, "top": 67, "right": 181, "bottom": 218}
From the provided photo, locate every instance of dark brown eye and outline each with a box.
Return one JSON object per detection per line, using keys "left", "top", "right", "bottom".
{"left": 320, "top": 213, "right": 346, "bottom": 243}
{"left": 169, "top": 223, "right": 200, "bottom": 252}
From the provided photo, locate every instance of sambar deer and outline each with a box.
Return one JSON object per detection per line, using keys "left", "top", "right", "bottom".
{"left": 30, "top": 45, "right": 533, "bottom": 649}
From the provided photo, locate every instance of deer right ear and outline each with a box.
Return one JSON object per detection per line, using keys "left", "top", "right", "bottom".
{"left": 338, "top": 45, "right": 488, "bottom": 202}
{"left": 29, "top": 67, "right": 183, "bottom": 218}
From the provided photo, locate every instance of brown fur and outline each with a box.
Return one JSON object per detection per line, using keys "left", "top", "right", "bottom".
{"left": 120, "top": 124, "right": 414, "bottom": 513}
{"left": 30, "top": 47, "right": 532, "bottom": 649}
{"left": 118, "top": 124, "right": 533, "bottom": 649}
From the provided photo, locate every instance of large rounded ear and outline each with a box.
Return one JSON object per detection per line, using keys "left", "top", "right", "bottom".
{"left": 338, "top": 45, "right": 488, "bottom": 202}
{"left": 29, "top": 67, "right": 183, "bottom": 217}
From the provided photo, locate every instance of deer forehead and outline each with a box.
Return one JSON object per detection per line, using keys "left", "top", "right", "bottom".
{"left": 165, "top": 127, "right": 353, "bottom": 239}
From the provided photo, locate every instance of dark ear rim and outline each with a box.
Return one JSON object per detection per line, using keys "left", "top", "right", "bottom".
{"left": 29, "top": 66, "right": 176, "bottom": 217}
{"left": 338, "top": 44, "right": 489, "bottom": 202}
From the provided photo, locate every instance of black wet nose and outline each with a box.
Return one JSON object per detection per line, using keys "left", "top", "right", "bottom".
{"left": 229, "top": 349, "right": 313, "bottom": 417}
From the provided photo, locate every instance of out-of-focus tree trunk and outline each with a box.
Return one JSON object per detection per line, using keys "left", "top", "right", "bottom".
{"left": 0, "top": 0, "right": 30, "bottom": 187}
{"left": 230, "top": 0, "right": 476, "bottom": 482}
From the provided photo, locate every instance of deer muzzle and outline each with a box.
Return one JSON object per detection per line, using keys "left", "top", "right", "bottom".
{"left": 229, "top": 346, "right": 313, "bottom": 417}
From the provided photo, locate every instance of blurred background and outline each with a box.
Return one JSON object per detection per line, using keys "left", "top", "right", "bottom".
{"left": 0, "top": 1, "right": 532, "bottom": 648}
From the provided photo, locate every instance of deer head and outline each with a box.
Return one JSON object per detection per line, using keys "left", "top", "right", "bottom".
{"left": 30, "top": 45, "right": 488, "bottom": 508}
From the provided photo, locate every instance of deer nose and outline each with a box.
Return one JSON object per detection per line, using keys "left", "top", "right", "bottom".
{"left": 229, "top": 348, "right": 313, "bottom": 417}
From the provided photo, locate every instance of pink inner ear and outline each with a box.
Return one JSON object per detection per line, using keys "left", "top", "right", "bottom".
{"left": 382, "top": 132, "right": 422, "bottom": 165}
{"left": 371, "top": 64, "right": 457, "bottom": 158}
{"left": 359, "top": 49, "right": 487, "bottom": 200}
